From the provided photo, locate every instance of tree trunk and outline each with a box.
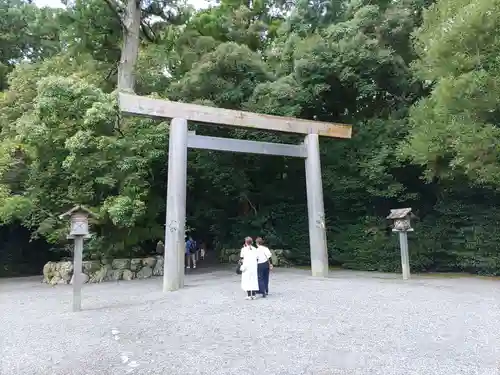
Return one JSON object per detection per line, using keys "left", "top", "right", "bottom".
{"left": 117, "top": 0, "right": 141, "bottom": 92}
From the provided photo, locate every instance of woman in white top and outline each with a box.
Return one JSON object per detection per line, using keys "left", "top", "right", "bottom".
{"left": 255, "top": 237, "right": 273, "bottom": 296}
{"left": 239, "top": 237, "right": 259, "bottom": 300}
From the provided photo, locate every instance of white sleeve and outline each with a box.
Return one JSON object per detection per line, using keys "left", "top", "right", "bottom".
{"left": 240, "top": 247, "right": 245, "bottom": 258}
{"left": 264, "top": 247, "right": 272, "bottom": 259}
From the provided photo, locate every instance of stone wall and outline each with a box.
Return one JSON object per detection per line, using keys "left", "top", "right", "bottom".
{"left": 42, "top": 256, "right": 164, "bottom": 285}
{"left": 218, "top": 248, "right": 293, "bottom": 267}
{"left": 42, "top": 248, "right": 294, "bottom": 285}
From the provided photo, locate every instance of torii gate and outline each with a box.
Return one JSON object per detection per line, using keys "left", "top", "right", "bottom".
{"left": 119, "top": 93, "right": 352, "bottom": 291}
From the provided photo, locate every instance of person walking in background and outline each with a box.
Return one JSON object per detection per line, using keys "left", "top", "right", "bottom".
{"left": 156, "top": 240, "right": 164, "bottom": 255}
{"left": 195, "top": 245, "right": 200, "bottom": 262}
{"left": 199, "top": 241, "right": 207, "bottom": 260}
{"left": 240, "top": 236, "right": 259, "bottom": 300}
{"left": 185, "top": 236, "right": 197, "bottom": 269}
{"left": 256, "top": 237, "right": 273, "bottom": 296}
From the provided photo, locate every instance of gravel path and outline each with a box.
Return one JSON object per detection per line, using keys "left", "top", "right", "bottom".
{"left": 1, "top": 268, "right": 499, "bottom": 375}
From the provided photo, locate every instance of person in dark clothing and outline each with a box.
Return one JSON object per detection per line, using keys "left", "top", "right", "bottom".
{"left": 185, "top": 236, "right": 197, "bottom": 269}
{"left": 255, "top": 237, "right": 273, "bottom": 296}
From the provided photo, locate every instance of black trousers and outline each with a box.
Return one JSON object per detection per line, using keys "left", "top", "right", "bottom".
{"left": 257, "top": 262, "right": 270, "bottom": 294}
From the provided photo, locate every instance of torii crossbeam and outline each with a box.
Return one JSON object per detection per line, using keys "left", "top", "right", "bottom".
{"left": 119, "top": 93, "right": 352, "bottom": 291}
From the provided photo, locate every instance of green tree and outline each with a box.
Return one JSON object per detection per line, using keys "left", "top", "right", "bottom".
{"left": 3, "top": 0, "right": 500, "bottom": 277}
{"left": 0, "top": 0, "right": 61, "bottom": 89}
{"left": 401, "top": 0, "right": 500, "bottom": 186}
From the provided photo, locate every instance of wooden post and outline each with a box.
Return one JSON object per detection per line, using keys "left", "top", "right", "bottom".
{"left": 72, "top": 236, "right": 84, "bottom": 312}
{"left": 163, "top": 118, "right": 188, "bottom": 292}
{"left": 399, "top": 231, "right": 410, "bottom": 280}
{"left": 304, "top": 134, "right": 329, "bottom": 278}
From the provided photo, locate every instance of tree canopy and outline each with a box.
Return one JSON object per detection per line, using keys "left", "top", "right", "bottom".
{"left": 1, "top": 0, "right": 500, "bottom": 276}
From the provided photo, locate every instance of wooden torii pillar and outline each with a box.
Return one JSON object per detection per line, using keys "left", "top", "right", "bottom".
{"left": 119, "top": 93, "right": 352, "bottom": 291}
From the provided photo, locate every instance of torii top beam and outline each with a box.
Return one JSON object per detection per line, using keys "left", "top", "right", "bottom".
{"left": 119, "top": 93, "right": 352, "bottom": 139}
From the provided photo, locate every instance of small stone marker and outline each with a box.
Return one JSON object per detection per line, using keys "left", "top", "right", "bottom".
{"left": 387, "top": 208, "right": 416, "bottom": 280}
{"left": 59, "top": 205, "right": 95, "bottom": 312}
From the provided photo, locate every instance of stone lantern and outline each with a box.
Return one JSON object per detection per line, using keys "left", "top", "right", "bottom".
{"left": 59, "top": 205, "right": 96, "bottom": 312}
{"left": 387, "top": 208, "right": 416, "bottom": 280}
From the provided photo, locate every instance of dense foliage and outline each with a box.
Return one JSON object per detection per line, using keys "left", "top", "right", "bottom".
{"left": 1, "top": 0, "right": 500, "bottom": 276}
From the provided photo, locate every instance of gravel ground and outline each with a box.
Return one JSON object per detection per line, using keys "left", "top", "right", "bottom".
{"left": 1, "top": 268, "right": 500, "bottom": 375}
